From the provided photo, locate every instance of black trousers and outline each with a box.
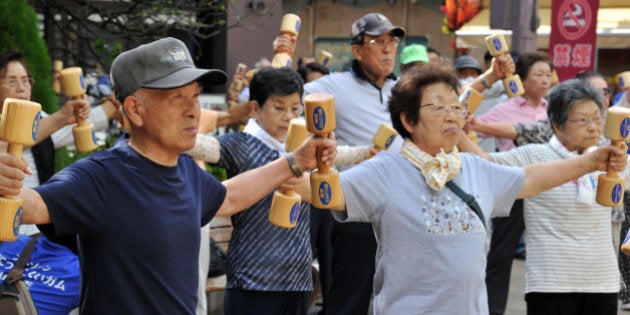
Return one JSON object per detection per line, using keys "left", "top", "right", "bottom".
{"left": 309, "top": 208, "right": 334, "bottom": 314}
{"left": 525, "top": 292, "right": 618, "bottom": 315}
{"left": 486, "top": 199, "right": 525, "bottom": 315}
{"left": 223, "top": 288, "right": 311, "bottom": 315}
{"left": 327, "top": 221, "right": 376, "bottom": 315}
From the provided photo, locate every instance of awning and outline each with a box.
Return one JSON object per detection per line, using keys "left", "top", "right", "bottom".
{"left": 455, "top": 7, "right": 630, "bottom": 50}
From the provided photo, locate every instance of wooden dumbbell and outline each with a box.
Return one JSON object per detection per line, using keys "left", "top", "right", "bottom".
{"left": 618, "top": 71, "right": 630, "bottom": 90}
{"left": 269, "top": 119, "right": 310, "bottom": 228}
{"left": 52, "top": 60, "right": 63, "bottom": 94}
{"left": 228, "top": 63, "right": 248, "bottom": 101}
{"left": 459, "top": 87, "right": 484, "bottom": 143}
{"left": 371, "top": 123, "right": 398, "bottom": 151}
{"left": 485, "top": 34, "right": 524, "bottom": 97}
{"left": 272, "top": 14, "right": 301, "bottom": 68}
{"left": 305, "top": 93, "right": 341, "bottom": 209}
{"left": 0, "top": 98, "right": 41, "bottom": 241}
{"left": 59, "top": 67, "right": 98, "bottom": 152}
{"left": 596, "top": 106, "right": 630, "bottom": 207}
{"left": 318, "top": 50, "right": 333, "bottom": 67}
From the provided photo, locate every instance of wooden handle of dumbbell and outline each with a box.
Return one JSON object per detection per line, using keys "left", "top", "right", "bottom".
{"left": 607, "top": 141, "right": 623, "bottom": 177}
{"left": 316, "top": 139, "right": 330, "bottom": 173}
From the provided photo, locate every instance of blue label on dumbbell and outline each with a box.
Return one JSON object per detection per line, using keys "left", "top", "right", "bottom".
{"left": 492, "top": 37, "right": 502, "bottom": 52}
{"left": 80, "top": 73, "right": 86, "bottom": 90}
{"left": 295, "top": 20, "right": 301, "bottom": 33}
{"left": 509, "top": 80, "right": 519, "bottom": 95}
{"left": 612, "top": 183, "right": 623, "bottom": 205}
{"left": 13, "top": 206, "right": 23, "bottom": 237}
{"left": 318, "top": 181, "right": 332, "bottom": 205}
{"left": 322, "top": 57, "right": 330, "bottom": 66}
{"left": 31, "top": 111, "right": 41, "bottom": 141}
{"left": 620, "top": 118, "right": 630, "bottom": 138}
{"left": 290, "top": 202, "right": 300, "bottom": 224}
{"left": 621, "top": 77, "right": 626, "bottom": 88}
{"left": 384, "top": 135, "right": 395, "bottom": 149}
{"left": 312, "top": 106, "right": 326, "bottom": 131}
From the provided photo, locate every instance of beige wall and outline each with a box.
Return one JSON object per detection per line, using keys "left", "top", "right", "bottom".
{"left": 288, "top": 0, "right": 457, "bottom": 68}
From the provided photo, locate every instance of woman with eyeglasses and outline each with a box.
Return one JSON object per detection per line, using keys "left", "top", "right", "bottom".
{"left": 322, "top": 66, "right": 627, "bottom": 314}
{"left": 465, "top": 78, "right": 627, "bottom": 314}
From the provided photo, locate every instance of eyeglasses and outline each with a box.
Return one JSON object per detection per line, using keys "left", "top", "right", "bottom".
{"left": 420, "top": 101, "right": 469, "bottom": 117}
{"left": 366, "top": 37, "right": 400, "bottom": 49}
{"left": 567, "top": 116, "right": 603, "bottom": 126}
{"left": 270, "top": 104, "right": 304, "bottom": 117}
{"left": 1, "top": 77, "right": 34, "bottom": 89}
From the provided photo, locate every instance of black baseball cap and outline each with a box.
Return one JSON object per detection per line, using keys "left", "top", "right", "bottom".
{"left": 351, "top": 13, "right": 405, "bottom": 42}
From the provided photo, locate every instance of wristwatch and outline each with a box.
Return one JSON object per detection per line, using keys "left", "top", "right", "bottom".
{"left": 285, "top": 153, "right": 303, "bottom": 177}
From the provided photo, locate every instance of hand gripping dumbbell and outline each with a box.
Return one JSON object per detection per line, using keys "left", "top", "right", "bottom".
{"left": 596, "top": 106, "right": 630, "bottom": 207}
{"left": 305, "top": 93, "right": 341, "bottom": 209}
{"left": 271, "top": 14, "right": 301, "bottom": 68}
{"left": 371, "top": 123, "right": 398, "bottom": 151}
{"left": 269, "top": 119, "right": 310, "bottom": 228}
{"left": 0, "top": 98, "right": 41, "bottom": 241}
{"left": 459, "top": 87, "right": 484, "bottom": 143}
{"left": 485, "top": 34, "right": 524, "bottom": 97}
{"left": 59, "top": 67, "right": 98, "bottom": 152}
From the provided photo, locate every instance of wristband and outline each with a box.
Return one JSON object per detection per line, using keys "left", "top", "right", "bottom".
{"left": 285, "top": 153, "right": 303, "bottom": 177}
{"left": 479, "top": 75, "right": 491, "bottom": 90}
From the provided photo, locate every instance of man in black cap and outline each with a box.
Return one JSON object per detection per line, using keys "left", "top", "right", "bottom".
{"left": 0, "top": 37, "right": 336, "bottom": 314}
{"left": 275, "top": 12, "right": 405, "bottom": 314}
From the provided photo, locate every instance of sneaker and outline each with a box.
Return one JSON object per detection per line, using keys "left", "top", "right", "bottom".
{"left": 621, "top": 302, "right": 630, "bottom": 311}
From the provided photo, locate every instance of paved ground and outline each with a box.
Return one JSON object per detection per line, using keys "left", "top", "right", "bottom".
{"left": 212, "top": 257, "right": 630, "bottom": 314}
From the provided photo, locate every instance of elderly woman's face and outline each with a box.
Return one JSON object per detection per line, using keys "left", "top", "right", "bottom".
{"left": 522, "top": 61, "right": 552, "bottom": 101}
{"left": 554, "top": 99, "right": 603, "bottom": 154}
{"left": 402, "top": 82, "right": 465, "bottom": 155}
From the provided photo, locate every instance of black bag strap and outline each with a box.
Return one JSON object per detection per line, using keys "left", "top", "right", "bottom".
{"left": 445, "top": 181, "right": 487, "bottom": 231}
{"left": 2, "top": 234, "right": 42, "bottom": 285}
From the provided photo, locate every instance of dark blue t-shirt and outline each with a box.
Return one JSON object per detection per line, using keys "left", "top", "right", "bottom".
{"left": 34, "top": 142, "right": 226, "bottom": 314}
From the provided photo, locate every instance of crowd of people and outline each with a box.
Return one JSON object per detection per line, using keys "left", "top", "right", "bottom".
{"left": 1, "top": 10, "right": 630, "bottom": 315}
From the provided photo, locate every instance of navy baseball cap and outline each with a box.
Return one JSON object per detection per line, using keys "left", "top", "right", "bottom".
{"left": 111, "top": 37, "right": 227, "bottom": 101}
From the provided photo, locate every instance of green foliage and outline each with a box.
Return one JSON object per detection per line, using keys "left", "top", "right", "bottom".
{"left": 206, "top": 165, "right": 227, "bottom": 181}
{"left": 0, "top": 0, "right": 58, "bottom": 114}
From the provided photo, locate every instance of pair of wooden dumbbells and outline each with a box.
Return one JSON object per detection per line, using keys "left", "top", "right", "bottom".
{"left": 269, "top": 93, "right": 397, "bottom": 228}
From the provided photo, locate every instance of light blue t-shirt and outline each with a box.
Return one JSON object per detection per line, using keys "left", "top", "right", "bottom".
{"left": 334, "top": 151, "right": 524, "bottom": 314}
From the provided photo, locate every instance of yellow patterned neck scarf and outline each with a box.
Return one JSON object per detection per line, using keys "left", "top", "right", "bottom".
{"left": 400, "top": 139, "right": 462, "bottom": 191}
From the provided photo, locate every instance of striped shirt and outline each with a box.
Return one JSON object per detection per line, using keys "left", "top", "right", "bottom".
{"left": 215, "top": 132, "right": 313, "bottom": 291}
{"left": 491, "top": 144, "right": 620, "bottom": 294}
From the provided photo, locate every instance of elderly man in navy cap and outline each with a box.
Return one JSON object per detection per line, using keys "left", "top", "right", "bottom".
{"left": 0, "top": 37, "right": 336, "bottom": 314}
{"left": 275, "top": 12, "right": 405, "bottom": 315}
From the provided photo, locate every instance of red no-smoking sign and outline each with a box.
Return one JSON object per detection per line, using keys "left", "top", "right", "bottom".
{"left": 557, "top": 0, "right": 592, "bottom": 41}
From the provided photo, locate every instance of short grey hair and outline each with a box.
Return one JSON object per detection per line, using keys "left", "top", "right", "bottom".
{"left": 547, "top": 78, "right": 605, "bottom": 131}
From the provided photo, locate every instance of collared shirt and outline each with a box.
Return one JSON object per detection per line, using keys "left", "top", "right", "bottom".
{"left": 477, "top": 96, "right": 548, "bottom": 151}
